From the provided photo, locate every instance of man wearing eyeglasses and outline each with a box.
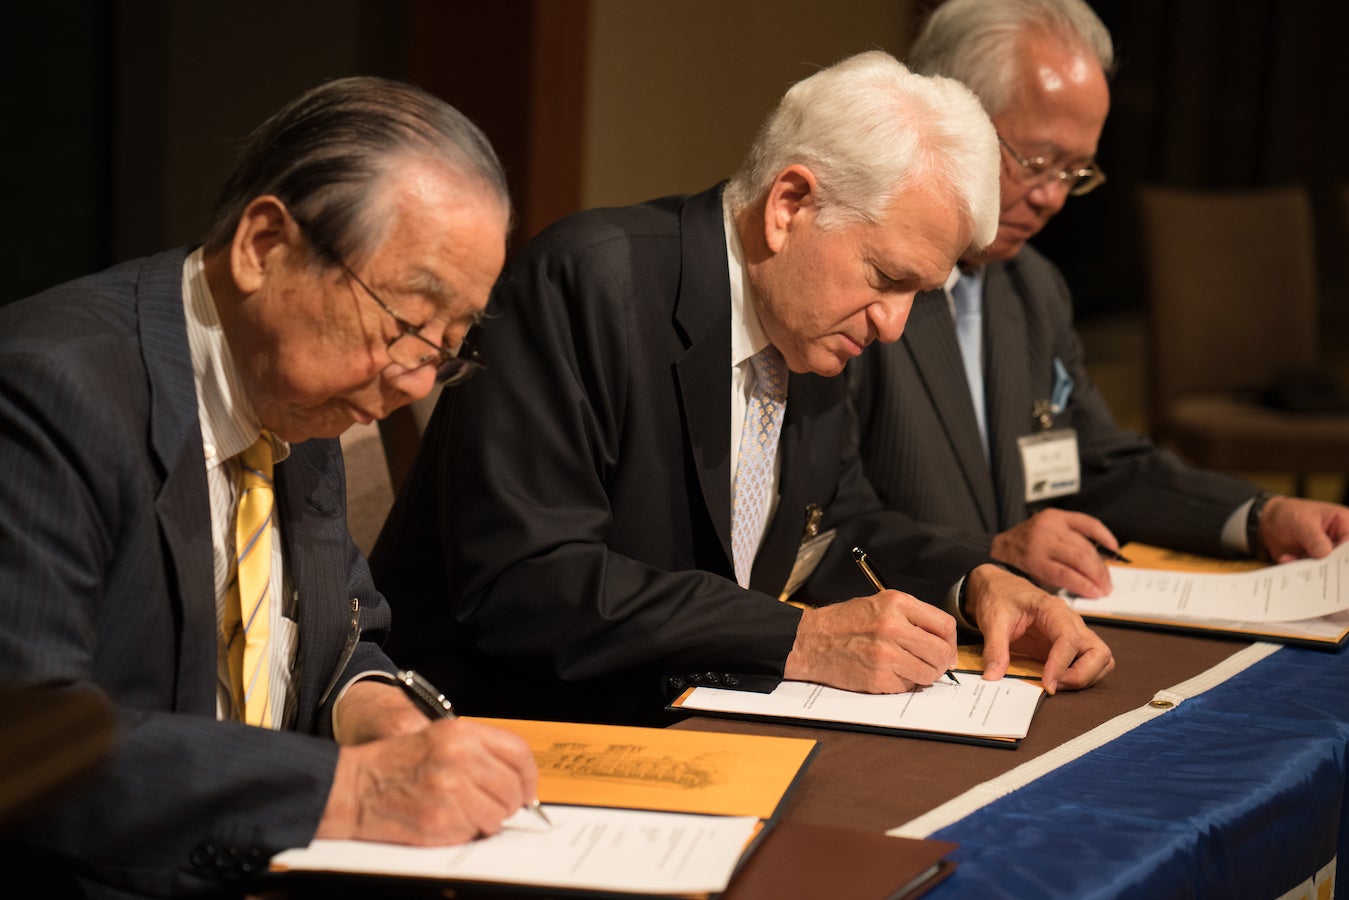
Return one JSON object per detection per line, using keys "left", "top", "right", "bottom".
{"left": 0, "top": 77, "right": 538, "bottom": 897}
{"left": 849, "top": 0, "right": 1349, "bottom": 600}
{"left": 373, "top": 51, "right": 1114, "bottom": 729}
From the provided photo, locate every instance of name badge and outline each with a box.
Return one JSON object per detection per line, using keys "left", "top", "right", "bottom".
{"left": 779, "top": 528, "right": 837, "bottom": 603}
{"left": 1018, "top": 428, "right": 1080, "bottom": 503}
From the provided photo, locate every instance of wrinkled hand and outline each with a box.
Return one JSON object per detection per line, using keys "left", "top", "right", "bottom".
{"left": 965, "top": 563, "right": 1114, "bottom": 694}
{"left": 1259, "top": 496, "right": 1349, "bottom": 563}
{"left": 785, "top": 591, "right": 958, "bottom": 693}
{"left": 333, "top": 679, "right": 433, "bottom": 745}
{"left": 990, "top": 509, "right": 1120, "bottom": 599}
{"left": 318, "top": 717, "right": 539, "bottom": 846}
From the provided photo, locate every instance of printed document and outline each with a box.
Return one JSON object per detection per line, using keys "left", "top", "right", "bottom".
{"left": 1076, "top": 540, "right": 1349, "bottom": 623}
{"left": 272, "top": 805, "right": 760, "bottom": 895}
{"left": 673, "top": 677, "right": 1043, "bottom": 741}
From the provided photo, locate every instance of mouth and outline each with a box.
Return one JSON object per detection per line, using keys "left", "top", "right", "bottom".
{"left": 839, "top": 333, "right": 868, "bottom": 357}
{"left": 345, "top": 401, "right": 377, "bottom": 425}
{"left": 999, "top": 219, "right": 1035, "bottom": 238}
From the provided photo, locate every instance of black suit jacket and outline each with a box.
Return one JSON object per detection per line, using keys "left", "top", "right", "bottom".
{"left": 372, "top": 185, "right": 990, "bottom": 725}
{"left": 0, "top": 249, "right": 396, "bottom": 898}
{"left": 849, "top": 244, "right": 1258, "bottom": 556}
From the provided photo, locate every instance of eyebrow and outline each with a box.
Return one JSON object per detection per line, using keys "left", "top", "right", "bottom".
{"left": 407, "top": 269, "right": 452, "bottom": 301}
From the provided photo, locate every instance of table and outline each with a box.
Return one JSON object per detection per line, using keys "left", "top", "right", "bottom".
{"left": 677, "top": 625, "right": 1349, "bottom": 898}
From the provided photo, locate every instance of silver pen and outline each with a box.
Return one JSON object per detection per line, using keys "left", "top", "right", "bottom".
{"left": 395, "top": 669, "right": 552, "bottom": 827}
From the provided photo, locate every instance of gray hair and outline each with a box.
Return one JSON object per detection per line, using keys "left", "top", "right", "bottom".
{"left": 725, "top": 50, "right": 999, "bottom": 250}
{"left": 202, "top": 76, "right": 509, "bottom": 264}
{"left": 909, "top": 0, "right": 1114, "bottom": 117}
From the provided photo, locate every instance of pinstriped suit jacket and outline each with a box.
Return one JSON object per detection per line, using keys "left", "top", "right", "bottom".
{"left": 0, "top": 249, "right": 396, "bottom": 898}
{"left": 848, "top": 244, "right": 1257, "bottom": 557}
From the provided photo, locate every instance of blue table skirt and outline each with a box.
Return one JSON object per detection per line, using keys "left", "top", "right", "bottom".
{"left": 926, "top": 646, "right": 1349, "bottom": 899}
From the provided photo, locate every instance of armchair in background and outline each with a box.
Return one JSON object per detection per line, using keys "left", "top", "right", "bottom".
{"left": 1136, "top": 184, "right": 1349, "bottom": 497}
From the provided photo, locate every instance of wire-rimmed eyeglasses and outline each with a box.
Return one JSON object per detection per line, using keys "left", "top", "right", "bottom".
{"left": 296, "top": 220, "right": 485, "bottom": 386}
{"left": 997, "top": 132, "right": 1106, "bottom": 197}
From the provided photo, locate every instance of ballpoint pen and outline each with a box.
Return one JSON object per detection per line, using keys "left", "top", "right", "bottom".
{"left": 1092, "top": 541, "right": 1132, "bottom": 564}
{"left": 395, "top": 669, "right": 552, "bottom": 827}
{"left": 851, "top": 547, "right": 960, "bottom": 686}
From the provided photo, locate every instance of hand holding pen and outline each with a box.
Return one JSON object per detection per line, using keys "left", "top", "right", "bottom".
{"left": 852, "top": 547, "right": 960, "bottom": 686}
{"left": 397, "top": 670, "right": 552, "bottom": 828}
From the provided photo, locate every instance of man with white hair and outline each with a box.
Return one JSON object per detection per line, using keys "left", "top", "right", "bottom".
{"left": 849, "top": 0, "right": 1349, "bottom": 600}
{"left": 373, "top": 51, "right": 1114, "bottom": 726}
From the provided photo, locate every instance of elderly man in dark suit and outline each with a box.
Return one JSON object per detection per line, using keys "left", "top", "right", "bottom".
{"left": 849, "top": 0, "right": 1349, "bottom": 600}
{"left": 372, "top": 51, "right": 1114, "bottom": 728}
{"left": 0, "top": 77, "right": 537, "bottom": 898}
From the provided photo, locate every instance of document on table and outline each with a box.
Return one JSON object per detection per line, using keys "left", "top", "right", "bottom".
{"left": 271, "top": 805, "right": 761, "bottom": 896}
{"left": 670, "top": 677, "right": 1044, "bottom": 746}
{"left": 1073, "top": 540, "right": 1349, "bottom": 623}
{"left": 472, "top": 716, "right": 817, "bottom": 819}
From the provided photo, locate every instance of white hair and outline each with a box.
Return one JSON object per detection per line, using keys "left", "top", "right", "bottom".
{"left": 909, "top": 0, "right": 1114, "bottom": 117}
{"left": 725, "top": 50, "right": 999, "bottom": 251}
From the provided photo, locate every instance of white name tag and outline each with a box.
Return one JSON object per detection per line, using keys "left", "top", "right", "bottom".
{"left": 1018, "top": 428, "right": 1080, "bottom": 503}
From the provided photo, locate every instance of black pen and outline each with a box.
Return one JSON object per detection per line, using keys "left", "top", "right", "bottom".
{"left": 395, "top": 669, "right": 552, "bottom": 827}
{"left": 850, "top": 548, "right": 960, "bottom": 686}
{"left": 1092, "top": 542, "right": 1132, "bottom": 564}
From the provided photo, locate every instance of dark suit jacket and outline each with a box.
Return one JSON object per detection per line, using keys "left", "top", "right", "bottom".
{"left": 372, "top": 185, "right": 990, "bottom": 725}
{"left": 848, "top": 244, "right": 1257, "bottom": 557}
{"left": 0, "top": 249, "right": 396, "bottom": 898}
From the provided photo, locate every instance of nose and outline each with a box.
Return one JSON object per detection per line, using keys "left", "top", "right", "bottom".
{"left": 1025, "top": 176, "right": 1071, "bottom": 214}
{"left": 869, "top": 293, "right": 915, "bottom": 344}
{"left": 382, "top": 359, "right": 438, "bottom": 407}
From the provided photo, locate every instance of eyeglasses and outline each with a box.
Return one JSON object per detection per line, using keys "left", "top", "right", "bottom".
{"left": 296, "top": 222, "right": 485, "bottom": 386}
{"left": 997, "top": 133, "right": 1106, "bottom": 197}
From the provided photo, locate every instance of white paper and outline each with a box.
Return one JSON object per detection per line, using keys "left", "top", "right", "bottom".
{"left": 271, "top": 806, "right": 758, "bottom": 894}
{"left": 678, "top": 677, "right": 1043, "bottom": 740}
{"left": 1073, "top": 542, "right": 1349, "bottom": 623}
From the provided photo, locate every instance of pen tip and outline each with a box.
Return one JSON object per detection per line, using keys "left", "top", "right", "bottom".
{"left": 851, "top": 547, "right": 865, "bottom": 560}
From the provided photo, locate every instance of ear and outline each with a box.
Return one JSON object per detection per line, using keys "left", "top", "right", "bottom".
{"left": 761, "top": 165, "right": 820, "bottom": 254}
{"left": 229, "top": 196, "right": 299, "bottom": 295}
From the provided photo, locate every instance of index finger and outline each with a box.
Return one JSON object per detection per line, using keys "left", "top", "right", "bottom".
{"left": 1043, "top": 641, "right": 1115, "bottom": 693}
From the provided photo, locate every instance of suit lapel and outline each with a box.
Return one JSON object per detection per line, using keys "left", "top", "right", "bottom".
{"left": 983, "top": 260, "right": 1034, "bottom": 528}
{"left": 673, "top": 186, "right": 736, "bottom": 563}
{"left": 903, "top": 291, "right": 999, "bottom": 530}
{"left": 140, "top": 248, "right": 217, "bottom": 713}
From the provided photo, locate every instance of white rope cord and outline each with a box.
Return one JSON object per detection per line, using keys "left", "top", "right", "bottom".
{"left": 889, "top": 641, "right": 1283, "bottom": 839}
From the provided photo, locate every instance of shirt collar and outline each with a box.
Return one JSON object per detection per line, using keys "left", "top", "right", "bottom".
{"left": 182, "top": 248, "right": 290, "bottom": 466}
{"left": 723, "top": 195, "right": 772, "bottom": 370}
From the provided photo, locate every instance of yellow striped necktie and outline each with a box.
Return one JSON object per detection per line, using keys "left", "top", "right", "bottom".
{"left": 225, "top": 434, "right": 275, "bottom": 728}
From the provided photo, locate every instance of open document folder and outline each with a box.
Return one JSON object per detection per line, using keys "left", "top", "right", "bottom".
{"left": 670, "top": 677, "right": 1045, "bottom": 749}
{"left": 1066, "top": 541, "right": 1349, "bottom": 649}
{"left": 271, "top": 720, "right": 818, "bottom": 897}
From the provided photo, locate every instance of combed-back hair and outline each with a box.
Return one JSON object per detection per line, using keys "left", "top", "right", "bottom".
{"left": 908, "top": 0, "right": 1114, "bottom": 116}
{"left": 202, "top": 76, "right": 508, "bottom": 265}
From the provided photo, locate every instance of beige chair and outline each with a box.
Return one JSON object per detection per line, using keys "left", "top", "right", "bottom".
{"left": 1137, "top": 184, "right": 1349, "bottom": 496}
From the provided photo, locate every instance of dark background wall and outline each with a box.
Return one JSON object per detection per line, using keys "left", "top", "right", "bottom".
{"left": 5, "top": 0, "right": 1347, "bottom": 327}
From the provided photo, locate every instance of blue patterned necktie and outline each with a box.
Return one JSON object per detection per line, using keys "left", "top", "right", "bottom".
{"left": 952, "top": 272, "right": 990, "bottom": 460}
{"left": 732, "top": 346, "right": 787, "bottom": 587}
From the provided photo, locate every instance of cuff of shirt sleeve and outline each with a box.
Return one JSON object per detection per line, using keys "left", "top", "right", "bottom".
{"left": 329, "top": 669, "right": 399, "bottom": 744}
{"left": 946, "top": 577, "right": 978, "bottom": 631}
{"left": 1220, "top": 497, "right": 1257, "bottom": 555}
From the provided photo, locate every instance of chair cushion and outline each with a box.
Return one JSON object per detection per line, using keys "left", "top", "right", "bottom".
{"left": 1165, "top": 393, "right": 1349, "bottom": 471}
